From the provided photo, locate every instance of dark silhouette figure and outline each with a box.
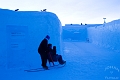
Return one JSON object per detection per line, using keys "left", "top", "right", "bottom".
{"left": 43, "top": 9, "right": 47, "bottom": 12}
{"left": 15, "top": 9, "right": 19, "bottom": 11}
{"left": 38, "top": 35, "right": 50, "bottom": 69}
{"left": 47, "top": 44, "right": 66, "bottom": 65}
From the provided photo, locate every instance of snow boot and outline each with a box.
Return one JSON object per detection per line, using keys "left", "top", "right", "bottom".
{"left": 60, "top": 61, "right": 66, "bottom": 65}
{"left": 43, "top": 66, "right": 49, "bottom": 70}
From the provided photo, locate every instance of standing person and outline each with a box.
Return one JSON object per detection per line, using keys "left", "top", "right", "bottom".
{"left": 38, "top": 35, "right": 50, "bottom": 69}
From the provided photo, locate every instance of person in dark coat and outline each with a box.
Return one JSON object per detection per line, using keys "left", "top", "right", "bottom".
{"left": 47, "top": 44, "right": 66, "bottom": 65}
{"left": 38, "top": 35, "right": 50, "bottom": 69}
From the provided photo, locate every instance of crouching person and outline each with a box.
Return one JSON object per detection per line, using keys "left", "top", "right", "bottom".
{"left": 47, "top": 44, "right": 66, "bottom": 65}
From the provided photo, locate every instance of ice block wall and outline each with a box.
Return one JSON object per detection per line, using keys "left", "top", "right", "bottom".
{"left": 0, "top": 8, "right": 62, "bottom": 69}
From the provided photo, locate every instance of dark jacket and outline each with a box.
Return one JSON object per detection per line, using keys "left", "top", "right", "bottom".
{"left": 53, "top": 46, "right": 57, "bottom": 55}
{"left": 38, "top": 38, "right": 48, "bottom": 54}
{"left": 47, "top": 47, "right": 54, "bottom": 61}
{"left": 47, "top": 46, "right": 58, "bottom": 62}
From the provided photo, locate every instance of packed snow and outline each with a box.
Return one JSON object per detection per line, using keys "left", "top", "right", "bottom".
{"left": 0, "top": 8, "right": 120, "bottom": 80}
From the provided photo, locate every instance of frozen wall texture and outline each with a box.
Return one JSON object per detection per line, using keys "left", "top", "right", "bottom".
{"left": 62, "top": 24, "right": 87, "bottom": 41}
{"left": 0, "top": 9, "right": 62, "bottom": 69}
{"left": 88, "top": 19, "right": 120, "bottom": 52}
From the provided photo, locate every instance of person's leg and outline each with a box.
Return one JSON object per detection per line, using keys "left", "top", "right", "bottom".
{"left": 40, "top": 53, "right": 48, "bottom": 69}
{"left": 40, "top": 54, "right": 44, "bottom": 66}
{"left": 43, "top": 54, "right": 48, "bottom": 66}
{"left": 57, "top": 55, "right": 62, "bottom": 63}
{"left": 57, "top": 55, "right": 66, "bottom": 64}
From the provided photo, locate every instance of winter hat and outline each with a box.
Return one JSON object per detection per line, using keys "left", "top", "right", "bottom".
{"left": 46, "top": 35, "right": 50, "bottom": 39}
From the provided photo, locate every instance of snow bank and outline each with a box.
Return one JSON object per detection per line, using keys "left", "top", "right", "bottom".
{"left": 0, "top": 9, "right": 62, "bottom": 69}
{"left": 88, "top": 19, "right": 120, "bottom": 52}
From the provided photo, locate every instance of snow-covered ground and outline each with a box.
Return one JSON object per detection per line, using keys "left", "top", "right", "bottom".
{"left": 1, "top": 42, "right": 120, "bottom": 80}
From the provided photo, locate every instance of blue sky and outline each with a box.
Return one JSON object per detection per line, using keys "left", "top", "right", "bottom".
{"left": 0, "top": 0, "right": 120, "bottom": 25}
